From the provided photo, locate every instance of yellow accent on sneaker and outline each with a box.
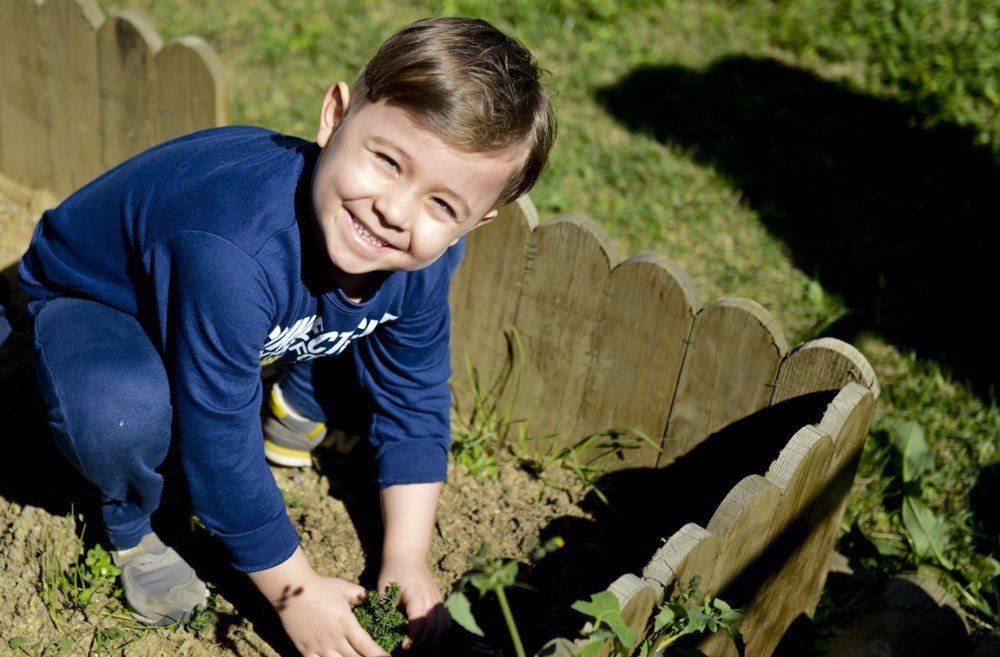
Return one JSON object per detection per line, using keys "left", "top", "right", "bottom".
{"left": 269, "top": 387, "right": 288, "bottom": 419}
{"left": 114, "top": 545, "right": 143, "bottom": 559}
{"left": 304, "top": 421, "right": 326, "bottom": 439}
{"left": 263, "top": 439, "right": 313, "bottom": 467}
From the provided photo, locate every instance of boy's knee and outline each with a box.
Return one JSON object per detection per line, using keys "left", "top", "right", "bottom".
{"left": 43, "top": 359, "right": 173, "bottom": 480}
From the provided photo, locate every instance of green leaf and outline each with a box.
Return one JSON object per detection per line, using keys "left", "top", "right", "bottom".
{"left": 652, "top": 603, "right": 677, "bottom": 632}
{"left": 579, "top": 638, "right": 604, "bottom": 657}
{"left": 683, "top": 607, "right": 713, "bottom": 635}
{"left": 712, "top": 597, "right": 743, "bottom": 625}
{"left": 893, "top": 421, "right": 934, "bottom": 484}
{"left": 901, "top": 496, "right": 954, "bottom": 569}
{"left": 8, "top": 638, "right": 27, "bottom": 649}
{"left": 572, "top": 591, "right": 634, "bottom": 650}
{"left": 444, "top": 591, "right": 484, "bottom": 636}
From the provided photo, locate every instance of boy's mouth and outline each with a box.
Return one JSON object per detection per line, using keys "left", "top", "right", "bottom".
{"left": 349, "top": 212, "right": 393, "bottom": 249}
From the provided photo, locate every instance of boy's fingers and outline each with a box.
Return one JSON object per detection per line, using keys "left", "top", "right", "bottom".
{"left": 348, "top": 624, "right": 390, "bottom": 657}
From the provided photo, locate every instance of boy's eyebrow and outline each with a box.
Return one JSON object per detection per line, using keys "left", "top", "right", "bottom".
{"left": 370, "top": 136, "right": 472, "bottom": 218}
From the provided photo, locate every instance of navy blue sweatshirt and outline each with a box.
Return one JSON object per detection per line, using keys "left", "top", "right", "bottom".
{"left": 19, "top": 127, "right": 456, "bottom": 571}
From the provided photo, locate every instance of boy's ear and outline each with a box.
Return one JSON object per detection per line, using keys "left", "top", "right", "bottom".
{"left": 317, "top": 81, "right": 350, "bottom": 148}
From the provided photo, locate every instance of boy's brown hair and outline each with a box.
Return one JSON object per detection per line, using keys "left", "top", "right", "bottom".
{"left": 347, "top": 17, "right": 556, "bottom": 207}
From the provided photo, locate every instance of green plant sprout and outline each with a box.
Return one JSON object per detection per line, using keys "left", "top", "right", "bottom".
{"left": 452, "top": 331, "right": 526, "bottom": 482}
{"left": 280, "top": 487, "right": 303, "bottom": 509}
{"left": 184, "top": 596, "right": 221, "bottom": 636}
{"left": 445, "top": 536, "right": 564, "bottom": 657}
{"left": 847, "top": 420, "right": 1000, "bottom": 632}
{"left": 37, "top": 513, "right": 123, "bottom": 629}
{"left": 543, "top": 428, "right": 660, "bottom": 508}
{"left": 354, "top": 582, "right": 408, "bottom": 654}
{"left": 576, "top": 576, "right": 744, "bottom": 657}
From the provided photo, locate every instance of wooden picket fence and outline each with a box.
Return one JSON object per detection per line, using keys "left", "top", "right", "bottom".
{"left": 0, "top": 2, "right": 882, "bottom": 655}
{"left": 450, "top": 198, "right": 879, "bottom": 656}
{"left": 0, "top": 0, "right": 224, "bottom": 199}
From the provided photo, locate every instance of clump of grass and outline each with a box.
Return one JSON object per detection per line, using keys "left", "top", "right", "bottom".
{"left": 37, "top": 513, "right": 123, "bottom": 628}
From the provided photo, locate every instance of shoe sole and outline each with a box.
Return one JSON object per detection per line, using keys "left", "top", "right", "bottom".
{"left": 264, "top": 439, "right": 313, "bottom": 468}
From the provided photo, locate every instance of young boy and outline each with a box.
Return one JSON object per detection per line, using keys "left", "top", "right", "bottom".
{"left": 19, "top": 16, "right": 554, "bottom": 656}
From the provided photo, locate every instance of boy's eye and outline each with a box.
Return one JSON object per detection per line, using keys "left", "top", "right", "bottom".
{"left": 376, "top": 153, "right": 399, "bottom": 171}
{"left": 432, "top": 197, "right": 456, "bottom": 218}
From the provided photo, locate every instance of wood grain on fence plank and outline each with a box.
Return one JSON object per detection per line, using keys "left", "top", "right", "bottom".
{"left": 691, "top": 425, "right": 833, "bottom": 657}
{"left": 643, "top": 523, "right": 721, "bottom": 599}
{"left": 513, "top": 215, "right": 618, "bottom": 453}
{"left": 658, "top": 298, "right": 788, "bottom": 468}
{"left": 703, "top": 474, "right": 784, "bottom": 595}
{"left": 449, "top": 197, "right": 538, "bottom": 420}
{"left": 38, "top": 0, "right": 104, "bottom": 198}
{"left": 156, "top": 36, "right": 226, "bottom": 143}
{"left": 772, "top": 337, "right": 880, "bottom": 405}
{"left": 98, "top": 11, "right": 162, "bottom": 170}
{"left": 0, "top": 0, "right": 50, "bottom": 190}
{"left": 578, "top": 253, "right": 700, "bottom": 468}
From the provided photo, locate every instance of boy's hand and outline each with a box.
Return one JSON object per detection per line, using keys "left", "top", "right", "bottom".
{"left": 249, "top": 547, "right": 389, "bottom": 657}
{"left": 378, "top": 553, "right": 450, "bottom": 651}
{"left": 379, "top": 482, "right": 449, "bottom": 651}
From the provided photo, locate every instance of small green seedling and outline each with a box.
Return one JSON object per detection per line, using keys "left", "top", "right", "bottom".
{"left": 445, "top": 536, "right": 564, "bottom": 657}
{"left": 184, "top": 595, "right": 221, "bottom": 636}
{"left": 354, "top": 582, "right": 408, "bottom": 654}
{"left": 576, "top": 576, "right": 744, "bottom": 657}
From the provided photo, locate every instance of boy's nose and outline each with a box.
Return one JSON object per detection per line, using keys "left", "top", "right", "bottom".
{"left": 373, "top": 190, "right": 412, "bottom": 230}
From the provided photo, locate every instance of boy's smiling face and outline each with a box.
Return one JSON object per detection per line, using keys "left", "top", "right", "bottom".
{"left": 311, "top": 82, "right": 523, "bottom": 299}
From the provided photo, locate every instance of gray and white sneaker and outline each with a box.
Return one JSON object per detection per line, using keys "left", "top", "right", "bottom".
{"left": 263, "top": 383, "right": 328, "bottom": 467}
{"left": 112, "top": 532, "right": 209, "bottom": 626}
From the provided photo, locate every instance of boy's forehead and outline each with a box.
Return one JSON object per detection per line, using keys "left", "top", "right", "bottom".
{"left": 350, "top": 100, "right": 527, "bottom": 168}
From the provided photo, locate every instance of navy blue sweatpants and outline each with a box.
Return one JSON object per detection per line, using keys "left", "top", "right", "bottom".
{"left": 31, "top": 296, "right": 335, "bottom": 550}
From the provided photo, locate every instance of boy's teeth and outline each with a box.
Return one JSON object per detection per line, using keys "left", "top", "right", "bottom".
{"left": 353, "top": 216, "right": 388, "bottom": 247}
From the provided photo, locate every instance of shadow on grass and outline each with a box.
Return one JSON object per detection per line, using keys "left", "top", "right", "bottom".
{"left": 597, "top": 57, "right": 1000, "bottom": 401}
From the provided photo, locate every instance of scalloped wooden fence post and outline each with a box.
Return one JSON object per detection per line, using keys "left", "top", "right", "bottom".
{"left": 698, "top": 385, "right": 875, "bottom": 656}
{"left": 156, "top": 36, "right": 226, "bottom": 143}
{"left": 511, "top": 215, "right": 618, "bottom": 453}
{"left": 449, "top": 197, "right": 538, "bottom": 420}
{"left": 38, "top": 0, "right": 104, "bottom": 197}
{"left": 0, "top": 0, "right": 50, "bottom": 190}
{"left": 577, "top": 253, "right": 700, "bottom": 467}
{"left": 98, "top": 11, "right": 162, "bottom": 171}
{"left": 1, "top": 1, "right": 226, "bottom": 199}
{"left": 772, "top": 337, "right": 880, "bottom": 404}
{"left": 643, "top": 523, "right": 722, "bottom": 599}
{"left": 659, "top": 298, "right": 788, "bottom": 467}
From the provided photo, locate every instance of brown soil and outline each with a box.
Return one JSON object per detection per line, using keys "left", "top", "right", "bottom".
{"left": 0, "top": 187, "right": 607, "bottom": 656}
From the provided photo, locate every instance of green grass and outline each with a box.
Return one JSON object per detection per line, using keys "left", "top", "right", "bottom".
{"left": 96, "top": 0, "right": 1000, "bottom": 635}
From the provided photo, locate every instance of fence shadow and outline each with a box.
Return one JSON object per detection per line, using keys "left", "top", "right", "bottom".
{"left": 463, "top": 390, "right": 839, "bottom": 654}
{"left": 597, "top": 57, "right": 1000, "bottom": 400}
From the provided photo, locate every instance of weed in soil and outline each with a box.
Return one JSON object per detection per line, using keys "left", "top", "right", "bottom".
{"left": 354, "top": 582, "right": 408, "bottom": 654}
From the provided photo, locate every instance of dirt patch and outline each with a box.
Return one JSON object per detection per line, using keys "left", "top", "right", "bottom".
{"left": 0, "top": 190, "right": 600, "bottom": 656}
